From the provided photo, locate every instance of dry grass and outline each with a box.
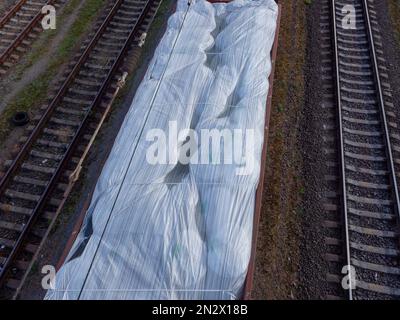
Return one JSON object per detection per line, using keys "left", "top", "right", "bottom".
{"left": 0, "top": 0, "right": 108, "bottom": 145}
{"left": 252, "top": 0, "right": 307, "bottom": 299}
{"left": 388, "top": 1, "right": 400, "bottom": 45}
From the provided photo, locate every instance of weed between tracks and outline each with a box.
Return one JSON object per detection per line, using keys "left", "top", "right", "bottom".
{"left": 59, "top": 0, "right": 176, "bottom": 228}
{"left": 0, "top": 0, "right": 107, "bottom": 146}
{"left": 252, "top": 0, "right": 306, "bottom": 299}
{"left": 18, "top": 0, "right": 175, "bottom": 299}
{"left": 388, "top": 0, "right": 400, "bottom": 46}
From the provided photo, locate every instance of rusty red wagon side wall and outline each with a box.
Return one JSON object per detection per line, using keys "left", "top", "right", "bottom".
{"left": 206, "top": 0, "right": 281, "bottom": 300}
{"left": 243, "top": 4, "right": 281, "bottom": 300}
{"left": 57, "top": 0, "right": 282, "bottom": 300}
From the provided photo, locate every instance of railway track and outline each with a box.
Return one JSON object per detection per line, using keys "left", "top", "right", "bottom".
{"left": 0, "top": 0, "right": 67, "bottom": 75}
{"left": 0, "top": 0, "right": 161, "bottom": 299}
{"left": 321, "top": 0, "right": 400, "bottom": 299}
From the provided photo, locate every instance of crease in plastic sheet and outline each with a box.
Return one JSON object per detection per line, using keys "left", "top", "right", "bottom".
{"left": 46, "top": 0, "right": 278, "bottom": 300}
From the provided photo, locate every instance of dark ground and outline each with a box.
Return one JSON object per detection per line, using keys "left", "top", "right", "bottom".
{"left": 379, "top": 1, "right": 400, "bottom": 127}
{"left": 252, "top": 0, "right": 313, "bottom": 299}
{"left": 0, "top": 0, "right": 15, "bottom": 14}
{"left": 9, "top": 0, "right": 400, "bottom": 300}
{"left": 252, "top": 0, "right": 400, "bottom": 300}
{"left": 20, "top": 0, "right": 318, "bottom": 300}
{"left": 18, "top": 0, "right": 176, "bottom": 299}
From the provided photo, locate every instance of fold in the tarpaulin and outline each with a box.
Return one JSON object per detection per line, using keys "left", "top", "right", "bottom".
{"left": 46, "top": 0, "right": 278, "bottom": 300}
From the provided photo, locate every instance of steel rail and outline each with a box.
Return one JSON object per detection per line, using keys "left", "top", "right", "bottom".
{"left": 0, "top": 0, "right": 27, "bottom": 29}
{"left": 0, "top": 0, "right": 125, "bottom": 210}
{"left": 0, "top": 0, "right": 155, "bottom": 288}
{"left": 360, "top": 0, "right": 400, "bottom": 222}
{"left": 331, "top": 0, "right": 400, "bottom": 300}
{"left": 0, "top": 0, "right": 55, "bottom": 65}
{"left": 331, "top": 0, "right": 353, "bottom": 300}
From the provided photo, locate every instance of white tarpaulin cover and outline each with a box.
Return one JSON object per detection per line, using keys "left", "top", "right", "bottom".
{"left": 46, "top": 0, "right": 278, "bottom": 300}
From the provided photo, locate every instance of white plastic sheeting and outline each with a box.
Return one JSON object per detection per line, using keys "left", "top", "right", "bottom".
{"left": 46, "top": 0, "right": 278, "bottom": 300}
